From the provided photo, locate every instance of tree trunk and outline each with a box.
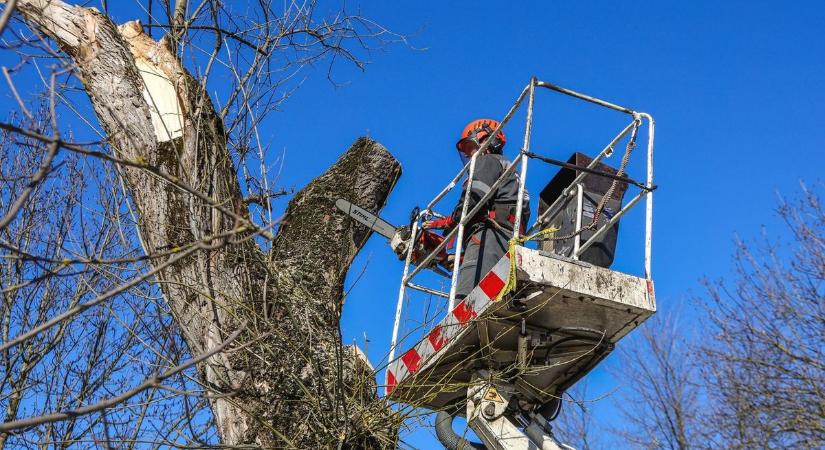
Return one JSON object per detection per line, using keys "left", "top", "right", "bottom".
{"left": 7, "top": 1, "right": 400, "bottom": 447}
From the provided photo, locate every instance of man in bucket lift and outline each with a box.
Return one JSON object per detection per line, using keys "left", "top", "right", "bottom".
{"left": 423, "top": 119, "right": 530, "bottom": 300}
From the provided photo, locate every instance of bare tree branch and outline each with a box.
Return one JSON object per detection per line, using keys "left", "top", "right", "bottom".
{"left": 0, "top": 0, "right": 407, "bottom": 447}
{"left": 0, "top": 325, "right": 244, "bottom": 433}
{"left": 0, "top": 0, "right": 17, "bottom": 37}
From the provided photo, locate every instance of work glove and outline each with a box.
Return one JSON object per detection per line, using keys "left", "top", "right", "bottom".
{"left": 422, "top": 217, "right": 454, "bottom": 229}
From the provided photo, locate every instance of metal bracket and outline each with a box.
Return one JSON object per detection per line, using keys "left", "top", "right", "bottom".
{"left": 466, "top": 372, "right": 573, "bottom": 450}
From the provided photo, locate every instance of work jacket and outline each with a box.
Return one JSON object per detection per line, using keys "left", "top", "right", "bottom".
{"left": 451, "top": 153, "right": 530, "bottom": 233}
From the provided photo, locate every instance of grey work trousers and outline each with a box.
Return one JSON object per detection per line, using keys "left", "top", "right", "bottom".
{"left": 455, "top": 225, "right": 510, "bottom": 299}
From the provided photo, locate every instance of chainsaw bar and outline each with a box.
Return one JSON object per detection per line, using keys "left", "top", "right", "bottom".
{"left": 336, "top": 199, "right": 453, "bottom": 279}
{"left": 335, "top": 199, "right": 398, "bottom": 240}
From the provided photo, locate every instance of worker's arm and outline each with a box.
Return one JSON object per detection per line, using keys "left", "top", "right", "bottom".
{"left": 423, "top": 216, "right": 454, "bottom": 229}
{"left": 423, "top": 154, "right": 504, "bottom": 230}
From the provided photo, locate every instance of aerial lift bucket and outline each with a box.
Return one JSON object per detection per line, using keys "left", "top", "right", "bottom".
{"left": 384, "top": 78, "right": 656, "bottom": 449}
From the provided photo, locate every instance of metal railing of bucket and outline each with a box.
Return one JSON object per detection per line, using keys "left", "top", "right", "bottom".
{"left": 386, "top": 78, "right": 656, "bottom": 385}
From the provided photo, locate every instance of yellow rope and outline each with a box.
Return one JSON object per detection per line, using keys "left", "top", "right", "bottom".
{"left": 495, "top": 226, "right": 559, "bottom": 301}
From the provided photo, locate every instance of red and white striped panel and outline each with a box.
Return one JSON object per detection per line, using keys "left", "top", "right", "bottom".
{"left": 387, "top": 250, "right": 514, "bottom": 393}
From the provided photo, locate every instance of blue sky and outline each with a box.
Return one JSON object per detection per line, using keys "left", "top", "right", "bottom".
{"left": 2, "top": 0, "right": 824, "bottom": 447}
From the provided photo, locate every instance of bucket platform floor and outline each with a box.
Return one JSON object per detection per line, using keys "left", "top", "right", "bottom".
{"left": 386, "top": 246, "right": 656, "bottom": 412}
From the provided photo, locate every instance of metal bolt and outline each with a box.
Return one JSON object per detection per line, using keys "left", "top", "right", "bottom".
{"left": 483, "top": 403, "right": 496, "bottom": 419}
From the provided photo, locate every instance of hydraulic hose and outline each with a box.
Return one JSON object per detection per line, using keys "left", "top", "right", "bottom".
{"left": 434, "top": 410, "right": 486, "bottom": 450}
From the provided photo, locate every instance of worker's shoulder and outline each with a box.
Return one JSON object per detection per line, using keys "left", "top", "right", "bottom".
{"left": 478, "top": 153, "right": 510, "bottom": 171}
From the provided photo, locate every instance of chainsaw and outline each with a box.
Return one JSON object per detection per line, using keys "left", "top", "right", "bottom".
{"left": 335, "top": 199, "right": 453, "bottom": 277}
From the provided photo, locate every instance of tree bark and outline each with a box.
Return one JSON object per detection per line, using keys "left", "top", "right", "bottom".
{"left": 6, "top": 1, "right": 400, "bottom": 447}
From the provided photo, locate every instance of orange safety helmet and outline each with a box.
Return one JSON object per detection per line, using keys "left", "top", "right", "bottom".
{"left": 455, "top": 119, "right": 507, "bottom": 163}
